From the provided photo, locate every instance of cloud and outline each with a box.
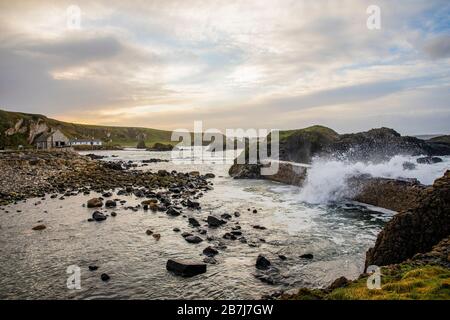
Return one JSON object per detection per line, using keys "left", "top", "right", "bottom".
{"left": 423, "top": 34, "right": 450, "bottom": 59}
{"left": 0, "top": 0, "right": 449, "bottom": 134}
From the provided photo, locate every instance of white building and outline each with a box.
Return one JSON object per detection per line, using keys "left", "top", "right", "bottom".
{"left": 70, "top": 139, "right": 103, "bottom": 146}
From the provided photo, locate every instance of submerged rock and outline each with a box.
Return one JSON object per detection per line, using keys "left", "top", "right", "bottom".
{"left": 100, "top": 273, "right": 110, "bottom": 281}
{"left": 207, "top": 215, "right": 226, "bottom": 228}
{"left": 256, "top": 255, "right": 271, "bottom": 270}
{"left": 92, "top": 211, "right": 107, "bottom": 221}
{"left": 166, "top": 259, "right": 206, "bottom": 277}
{"left": 203, "top": 246, "right": 219, "bottom": 257}
{"left": 416, "top": 156, "right": 443, "bottom": 164}
{"left": 185, "top": 235, "right": 203, "bottom": 244}
{"left": 32, "top": 224, "right": 46, "bottom": 231}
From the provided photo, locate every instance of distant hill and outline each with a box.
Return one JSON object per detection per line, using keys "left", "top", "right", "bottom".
{"left": 429, "top": 135, "right": 450, "bottom": 144}
{"left": 0, "top": 109, "right": 174, "bottom": 148}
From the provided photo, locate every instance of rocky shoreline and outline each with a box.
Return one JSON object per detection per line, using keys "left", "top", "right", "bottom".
{"left": 282, "top": 170, "right": 450, "bottom": 300}
{"left": 0, "top": 150, "right": 213, "bottom": 206}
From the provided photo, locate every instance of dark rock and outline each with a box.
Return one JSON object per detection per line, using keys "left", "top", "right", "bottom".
{"left": 221, "top": 213, "right": 232, "bottom": 220}
{"left": 253, "top": 225, "right": 267, "bottom": 230}
{"left": 416, "top": 156, "right": 443, "bottom": 164}
{"left": 166, "top": 259, "right": 206, "bottom": 277}
{"left": 300, "top": 253, "right": 314, "bottom": 259}
{"left": 256, "top": 254, "right": 271, "bottom": 270}
{"left": 188, "top": 217, "right": 200, "bottom": 227}
{"left": 92, "top": 211, "right": 107, "bottom": 221}
{"left": 146, "top": 229, "right": 153, "bottom": 235}
{"left": 234, "top": 212, "right": 240, "bottom": 217}
{"left": 203, "top": 257, "right": 217, "bottom": 264}
{"left": 181, "top": 232, "right": 192, "bottom": 238}
{"left": 102, "top": 192, "right": 113, "bottom": 198}
{"left": 327, "top": 276, "right": 349, "bottom": 291}
{"left": 278, "top": 255, "right": 287, "bottom": 261}
{"left": 87, "top": 198, "right": 103, "bottom": 208}
{"left": 100, "top": 273, "right": 110, "bottom": 281}
{"left": 402, "top": 161, "right": 416, "bottom": 170}
{"left": 185, "top": 235, "right": 203, "bottom": 244}
{"left": 186, "top": 199, "right": 200, "bottom": 209}
{"left": 32, "top": 224, "right": 46, "bottom": 231}
{"left": 203, "top": 246, "right": 219, "bottom": 257}
{"left": 253, "top": 209, "right": 258, "bottom": 213}
{"left": 365, "top": 170, "right": 450, "bottom": 269}
{"left": 207, "top": 215, "right": 226, "bottom": 227}
{"left": 173, "top": 227, "right": 180, "bottom": 232}
{"left": 205, "top": 173, "right": 215, "bottom": 179}
{"left": 166, "top": 207, "right": 181, "bottom": 216}
{"left": 88, "top": 265, "right": 98, "bottom": 271}
{"left": 222, "top": 233, "right": 237, "bottom": 240}
{"left": 105, "top": 200, "right": 116, "bottom": 208}
{"left": 111, "top": 212, "right": 117, "bottom": 217}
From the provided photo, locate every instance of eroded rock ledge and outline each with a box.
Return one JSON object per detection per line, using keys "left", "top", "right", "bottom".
{"left": 365, "top": 170, "right": 450, "bottom": 269}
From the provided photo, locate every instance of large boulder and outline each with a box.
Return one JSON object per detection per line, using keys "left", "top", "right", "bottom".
{"left": 166, "top": 259, "right": 206, "bottom": 277}
{"left": 365, "top": 170, "right": 450, "bottom": 269}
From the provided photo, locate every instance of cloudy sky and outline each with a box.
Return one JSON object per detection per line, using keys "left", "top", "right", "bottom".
{"left": 0, "top": 0, "right": 449, "bottom": 134}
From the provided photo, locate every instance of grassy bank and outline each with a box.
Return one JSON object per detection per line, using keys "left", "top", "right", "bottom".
{"left": 282, "top": 263, "right": 450, "bottom": 300}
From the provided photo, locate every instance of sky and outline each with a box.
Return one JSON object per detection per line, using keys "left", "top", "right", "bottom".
{"left": 0, "top": 0, "right": 449, "bottom": 135}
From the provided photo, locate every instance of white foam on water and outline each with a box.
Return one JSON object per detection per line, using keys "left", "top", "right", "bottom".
{"left": 298, "top": 155, "right": 450, "bottom": 204}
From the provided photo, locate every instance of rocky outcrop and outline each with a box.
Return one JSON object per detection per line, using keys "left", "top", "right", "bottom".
{"left": 365, "top": 170, "right": 450, "bottom": 269}
{"left": 350, "top": 176, "right": 426, "bottom": 212}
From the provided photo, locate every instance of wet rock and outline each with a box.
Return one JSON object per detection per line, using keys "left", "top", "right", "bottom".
{"left": 166, "top": 207, "right": 181, "bottom": 216}
{"left": 101, "top": 273, "right": 110, "bottom": 281}
{"left": 153, "top": 233, "right": 161, "bottom": 241}
{"left": 203, "top": 257, "right": 217, "bottom": 264}
{"left": 203, "top": 246, "right": 219, "bottom": 257}
{"left": 207, "top": 215, "right": 226, "bottom": 228}
{"left": 88, "top": 265, "right": 98, "bottom": 271}
{"left": 416, "top": 156, "right": 443, "bottom": 164}
{"left": 256, "top": 255, "right": 271, "bottom": 270}
{"left": 221, "top": 213, "right": 232, "bottom": 220}
{"left": 402, "top": 161, "right": 416, "bottom": 170}
{"left": 188, "top": 217, "right": 200, "bottom": 227}
{"left": 87, "top": 198, "right": 103, "bottom": 208}
{"left": 253, "top": 225, "right": 267, "bottom": 230}
{"left": 300, "top": 253, "right": 314, "bottom": 259}
{"left": 186, "top": 199, "right": 200, "bottom": 209}
{"left": 166, "top": 259, "right": 207, "bottom": 277}
{"left": 327, "top": 276, "right": 349, "bottom": 291}
{"left": 185, "top": 235, "right": 203, "bottom": 244}
{"left": 32, "top": 224, "right": 46, "bottom": 231}
{"left": 92, "top": 211, "right": 107, "bottom": 221}
{"left": 105, "top": 200, "right": 116, "bottom": 208}
{"left": 223, "top": 233, "right": 237, "bottom": 240}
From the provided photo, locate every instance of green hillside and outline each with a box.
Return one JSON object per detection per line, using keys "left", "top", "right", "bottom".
{"left": 0, "top": 109, "right": 174, "bottom": 148}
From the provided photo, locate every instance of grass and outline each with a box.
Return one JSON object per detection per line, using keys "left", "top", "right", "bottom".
{"left": 284, "top": 264, "right": 450, "bottom": 300}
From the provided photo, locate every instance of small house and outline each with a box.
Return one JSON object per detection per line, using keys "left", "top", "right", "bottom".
{"left": 35, "top": 129, "right": 70, "bottom": 149}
